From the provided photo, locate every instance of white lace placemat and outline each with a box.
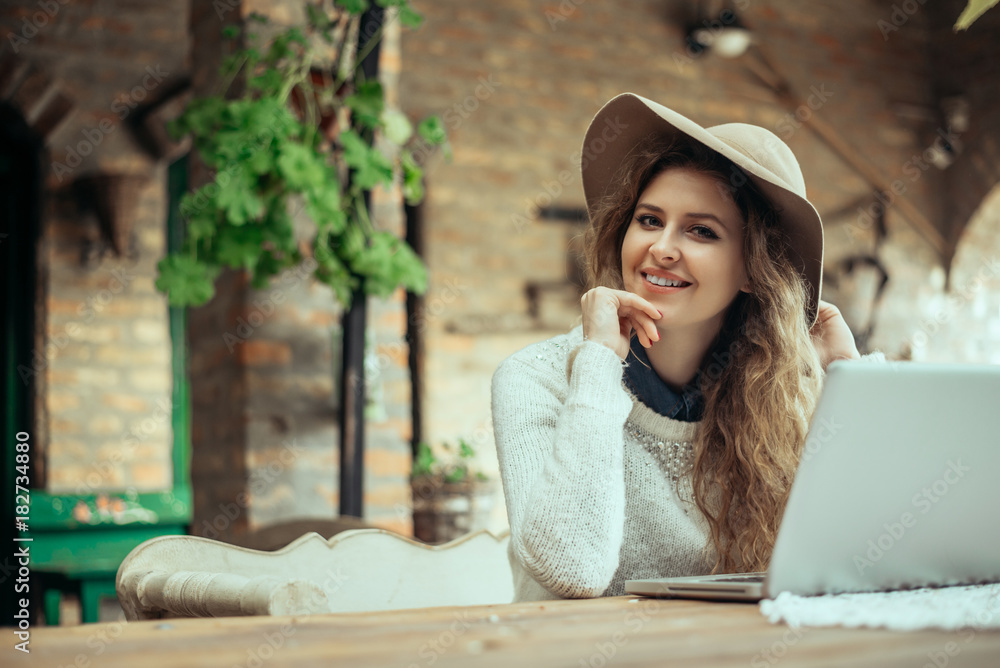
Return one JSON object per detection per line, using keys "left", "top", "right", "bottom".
{"left": 759, "top": 584, "right": 1000, "bottom": 631}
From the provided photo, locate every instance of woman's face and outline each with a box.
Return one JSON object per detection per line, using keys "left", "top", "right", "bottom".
{"left": 620, "top": 167, "right": 749, "bottom": 339}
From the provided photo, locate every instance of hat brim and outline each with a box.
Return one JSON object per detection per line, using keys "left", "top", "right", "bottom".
{"left": 582, "top": 93, "right": 824, "bottom": 326}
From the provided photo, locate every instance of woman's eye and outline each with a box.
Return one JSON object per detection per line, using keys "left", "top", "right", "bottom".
{"left": 692, "top": 225, "right": 719, "bottom": 240}
{"left": 637, "top": 215, "right": 662, "bottom": 228}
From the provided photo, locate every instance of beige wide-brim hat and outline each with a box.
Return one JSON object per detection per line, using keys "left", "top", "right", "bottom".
{"left": 582, "top": 93, "right": 824, "bottom": 325}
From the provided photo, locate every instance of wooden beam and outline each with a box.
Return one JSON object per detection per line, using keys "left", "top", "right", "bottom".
{"left": 746, "top": 46, "right": 948, "bottom": 260}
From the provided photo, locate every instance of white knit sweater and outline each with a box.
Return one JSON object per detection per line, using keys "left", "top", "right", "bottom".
{"left": 492, "top": 326, "right": 716, "bottom": 602}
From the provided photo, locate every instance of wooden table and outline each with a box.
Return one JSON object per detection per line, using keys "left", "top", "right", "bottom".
{"left": 15, "top": 595, "right": 1000, "bottom": 667}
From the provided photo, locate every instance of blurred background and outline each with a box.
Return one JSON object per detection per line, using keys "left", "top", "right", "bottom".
{"left": 2, "top": 0, "right": 999, "bottom": 624}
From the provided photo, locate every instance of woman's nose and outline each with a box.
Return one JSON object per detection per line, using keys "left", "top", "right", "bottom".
{"left": 649, "top": 229, "right": 680, "bottom": 262}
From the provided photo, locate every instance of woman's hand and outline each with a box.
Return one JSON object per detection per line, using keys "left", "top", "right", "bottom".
{"left": 810, "top": 300, "right": 861, "bottom": 370}
{"left": 580, "top": 287, "right": 661, "bottom": 360}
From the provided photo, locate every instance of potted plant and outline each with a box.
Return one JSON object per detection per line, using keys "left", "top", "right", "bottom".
{"left": 155, "top": 0, "right": 446, "bottom": 307}
{"left": 410, "top": 440, "right": 497, "bottom": 544}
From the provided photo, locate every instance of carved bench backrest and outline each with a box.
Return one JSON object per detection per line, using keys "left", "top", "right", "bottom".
{"left": 116, "top": 529, "right": 513, "bottom": 620}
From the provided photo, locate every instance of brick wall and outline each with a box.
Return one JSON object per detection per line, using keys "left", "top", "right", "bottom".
{"left": 44, "top": 172, "right": 175, "bottom": 493}
{"left": 398, "top": 0, "right": 1000, "bottom": 509}
{"left": 1, "top": 0, "right": 189, "bottom": 493}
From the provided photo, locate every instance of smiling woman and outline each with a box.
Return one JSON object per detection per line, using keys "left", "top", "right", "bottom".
{"left": 491, "top": 93, "right": 866, "bottom": 603}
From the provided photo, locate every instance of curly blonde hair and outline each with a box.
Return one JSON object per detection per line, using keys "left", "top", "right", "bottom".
{"left": 584, "top": 138, "right": 823, "bottom": 573}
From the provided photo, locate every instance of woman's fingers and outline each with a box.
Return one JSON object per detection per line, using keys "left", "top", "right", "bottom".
{"left": 580, "top": 286, "right": 662, "bottom": 356}
{"left": 628, "top": 311, "right": 660, "bottom": 348}
{"left": 612, "top": 291, "right": 662, "bottom": 347}
{"left": 615, "top": 291, "right": 661, "bottom": 323}
{"left": 631, "top": 316, "right": 651, "bottom": 348}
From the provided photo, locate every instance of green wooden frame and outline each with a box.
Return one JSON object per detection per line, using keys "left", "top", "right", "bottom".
{"left": 13, "top": 156, "right": 194, "bottom": 623}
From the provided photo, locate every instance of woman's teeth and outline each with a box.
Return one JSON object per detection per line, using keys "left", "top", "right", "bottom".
{"left": 644, "top": 273, "right": 686, "bottom": 288}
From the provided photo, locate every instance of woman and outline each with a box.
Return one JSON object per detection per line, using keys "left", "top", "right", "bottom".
{"left": 492, "top": 93, "right": 865, "bottom": 602}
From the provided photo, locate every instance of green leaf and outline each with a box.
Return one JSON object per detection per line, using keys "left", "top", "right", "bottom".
{"left": 344, "top": 80, "right": 385, "bottom": 130}
{"left": 179, "top": 190, "right": 212, "bottom": 221}
{"left": 306, "top": 4, "right": 337, "bottom": 34}
{"left": 179, "top": 193, "right": 218, "bottom": 242}
{"left": 412, "top": 442, "right": 436, "bottom": 477}
{"left": 417, "top": 115, "right": 447, "bottom": 145}
{"left": 306, "top": 187, "right": 346, "bottom": 233}
{"left": 335, "top": 0, "right": 369, "bottom": 15}
{"left": 286, "top": 27, "right": 307, "bottom": 46}
{"left": 954, "top": 0, "right": 999, "bottom": 30}
{"left": 222, "top": 25, "right": 241, "bottom": 39}
{"left": 398, "top": 5, "right": 423, "bottom": 28}
{"left": 392, "top": 240, "right": 429, "bottom": 295}
{"left": 260, "top": 204, "right": 298, "bottom": 256}
{"left": 212, "top": 129, "right": 250, "bottom": 164}
{"left": 215, "top": 224, "right": 264, "bottom": 269}
{"left": 458, "top": 439, "right": 474, "bottom": 459}
{"left": 382, "top": 108, "right": 413, "bottom": 145}
{"left": 245, "top": 140, "right": 274, "bottom": 176}
{"left": 248, "top": 69, "right": 285, "bottom": 97}
{"left": 314, "top": 236, "right": 356, "bottom": 306}
{"left": 172, "top": 97, "right": 227, "bottom": 141}
{"left": 401, "top": 151, "right": 424, "bottom": 205}
{"left": 352, "top": 231, "right": 428, "bottom": 297}
{"left": 251, "top": 250, "right": 284, "bottom": 289}
{"left": 248, "top": 103, "right": 299, "bottom": 146}
{"left": 339, "top": 130, "right": 393, "bottom": 190}
{"left": 306, "top": 4, "right": 326, "bottom": 27}
{"left": 443, "top": 466, "right": 467, "bottom": 484}
{"left": 277, "top": 142, "right": 325, "bottom": 190}
{"left": 155, "top": 255, "right": 218, "bottom": 307}
{"left": 240, "top": 98, "right": 291, "bottom": 141}
{"left": 215, "top": 168, "right": 264, "bottom": 225}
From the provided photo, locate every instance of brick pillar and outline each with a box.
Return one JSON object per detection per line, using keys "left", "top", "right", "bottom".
{"left": 188, "top": 0, "right": 252, "bottom": 539}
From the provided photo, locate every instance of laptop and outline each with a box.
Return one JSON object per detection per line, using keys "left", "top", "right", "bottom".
{"left": 625, "top": 360, "right": 1000, "bottom": 602}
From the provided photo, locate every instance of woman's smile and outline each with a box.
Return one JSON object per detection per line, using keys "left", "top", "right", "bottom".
{"left": 641, "top": 268, "right": 691, "bottom": 291}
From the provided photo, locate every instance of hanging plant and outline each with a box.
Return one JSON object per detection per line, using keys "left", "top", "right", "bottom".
{"left": 156, "top": 0, "right": 447, "bottom": 307}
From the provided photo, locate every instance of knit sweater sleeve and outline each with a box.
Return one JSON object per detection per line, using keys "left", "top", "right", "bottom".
{"left": 491, "top": 337, "right": 635, "bottom": 598}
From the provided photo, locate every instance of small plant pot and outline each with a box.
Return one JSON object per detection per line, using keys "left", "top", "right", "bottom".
{"left": 411, "top": 476, "right": 497, "bottom": 545}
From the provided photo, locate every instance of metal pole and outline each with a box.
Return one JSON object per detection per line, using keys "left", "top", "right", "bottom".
{"left": 338, "top": 284, "right": 367, "bottom": 517}
{"left": 404, "top": 198, "right": 425, "bottom": 458}
{"left": 338, "top": 5, "right": 384, "bottom": 518}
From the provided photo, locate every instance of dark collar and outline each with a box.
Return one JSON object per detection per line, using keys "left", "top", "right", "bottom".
{"left": 621, "top": 338, "right": 704, "bottom": 422}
